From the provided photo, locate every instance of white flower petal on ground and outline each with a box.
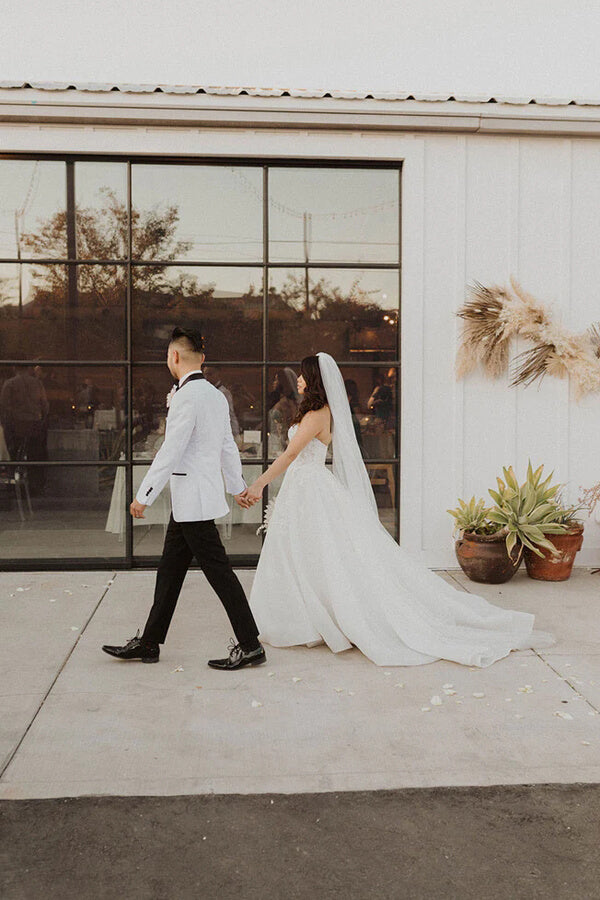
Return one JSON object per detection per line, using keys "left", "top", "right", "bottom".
{"left": 69, "top": 626, "right": 79, "bottom": 631}
{"left": 421, "top": 706, "right": 431, "bottom": 712}
{"left": 581, "top": 741, "right": 591, "bottom": 745}
{"left": 443, "top": 688, "right": 456, "bottom": 696}
{"left": 553, "top": 711, "right": 573, "bottom": 720}
{"left": 442, "top": 683, "right": 454, "bottom": 689}
{"left": 267, "top": 672, "right": 275, "bottom": 677}
{"left": 517, "top": 685, "right": 533, "bottom": 693}
{"left": 64, "top": 590, "right": 72, "bottom": 595}
{"left": 505, "top": 698, "right": 513, "bottom": 702}
{"left": 292, "top": 676, "right": 302, "bottom": 683}
{"left": 472, "top": 692, "right": 485, "bottom": 698}
{"left": 394, "top": 682, "right": 405, "bottom": 688}
{"left": 171, "top": 666, "right": 184, "bottom": 673}
{"left": 251, "top": 699, "right": 262, "bottom": 708}
{"left": 565, "top": 663, "right": 572, "bottom": 667}
{"left": 334, "top": 687, "right": 344, "bottom": 693}
{"left": 430, "top": 695, "right": 442, "bottom": 706}
{"left": 49, "top": 599, "right": 57, "bottom": 603}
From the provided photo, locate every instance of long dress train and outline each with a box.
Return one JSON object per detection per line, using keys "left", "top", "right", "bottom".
{"left": 249, "top": 425, "right": 556, "bottom": 667}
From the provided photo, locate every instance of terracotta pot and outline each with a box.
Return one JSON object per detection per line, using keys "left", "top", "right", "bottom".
{"left": 455, "top": 529, "right": 521, "bottom": 584}
{"left": 523, "top": 524, "right": 584, "bottom": 582}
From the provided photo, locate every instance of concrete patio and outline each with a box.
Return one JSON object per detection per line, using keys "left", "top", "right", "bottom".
{"left": 1, "top": 566, "right": 599, "bottom": 800}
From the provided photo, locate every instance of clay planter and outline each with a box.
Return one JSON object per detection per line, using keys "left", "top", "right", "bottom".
{"left": 455, "top": 529, "right": 521, "bottom": 584}
{"left": 523, "top": 524, "right": 584, "bottom": 582}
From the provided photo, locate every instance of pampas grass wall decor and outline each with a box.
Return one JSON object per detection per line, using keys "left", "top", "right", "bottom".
{"left": 456, "top": 277, "right": 600, "bottom": 399}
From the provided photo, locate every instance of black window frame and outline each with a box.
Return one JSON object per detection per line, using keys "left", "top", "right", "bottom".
{"left": 0, "top": 153, "right": 402, "bottom": 571}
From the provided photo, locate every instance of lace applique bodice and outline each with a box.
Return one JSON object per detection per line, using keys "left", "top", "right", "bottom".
{"left": 287, "top": 424, "right": 328, "bottom": 469}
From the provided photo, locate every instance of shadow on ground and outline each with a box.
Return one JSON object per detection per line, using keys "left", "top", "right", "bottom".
{"left": 2, "top": 782, "right": 599, "bottom": 900}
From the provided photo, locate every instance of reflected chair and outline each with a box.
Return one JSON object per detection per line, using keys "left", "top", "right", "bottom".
{"left": 0, "top": 465, "right": 33, "bottom": 523}
{"left": 367, "top": 463, "right": 395, "bottom": 508}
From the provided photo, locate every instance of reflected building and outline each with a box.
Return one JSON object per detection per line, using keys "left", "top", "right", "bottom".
{"left": 0, "top": 158, "right": 400, "bottom": 568}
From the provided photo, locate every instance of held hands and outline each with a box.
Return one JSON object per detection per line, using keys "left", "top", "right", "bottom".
{"left": 234, "top": 482, "right": 264, "bottom": 509}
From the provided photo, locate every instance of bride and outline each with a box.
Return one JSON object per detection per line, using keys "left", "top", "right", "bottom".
{"left": 242, "top": 352, "right": 556, "bottom": 667}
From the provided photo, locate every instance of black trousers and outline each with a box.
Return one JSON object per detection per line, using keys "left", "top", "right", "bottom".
{"left": 141, "top": 514, "right": 260, "bottom": 649}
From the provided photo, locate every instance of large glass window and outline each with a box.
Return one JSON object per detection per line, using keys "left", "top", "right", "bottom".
{"left": 0, "top": 157, "right": 401, "bottom": 568}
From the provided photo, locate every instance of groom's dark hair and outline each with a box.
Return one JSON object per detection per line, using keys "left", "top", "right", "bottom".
{"left": 170, "top": 326, "right": 205, "bottom": 354}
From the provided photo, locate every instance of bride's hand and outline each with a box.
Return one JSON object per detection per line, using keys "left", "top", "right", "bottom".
{"left": 245, "top": 482, "right": 264, "bottom": 505}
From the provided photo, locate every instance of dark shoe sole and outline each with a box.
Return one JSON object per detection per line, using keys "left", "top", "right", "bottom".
{"left": 207, "top": 655, "right": 266, "bottom": 670}
{"left": 101, "top": 648, "right": 159, "bottom": 663}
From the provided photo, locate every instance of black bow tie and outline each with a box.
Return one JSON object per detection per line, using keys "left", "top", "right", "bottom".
{"left": 176, "top": 372, "right": 206, "bottom": 391}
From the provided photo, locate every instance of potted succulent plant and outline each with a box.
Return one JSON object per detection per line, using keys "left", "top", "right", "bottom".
{"left": 448, "top": 461, "right": 583, "bottom": 584}
{"left": 521, "top": 487, "right": 585, "bottom": 582}
{"left": 487, "top": 462, "right": 583, "bottom": 582}
{"left": 447, "top": 496, "right": 520, "bottom": 584}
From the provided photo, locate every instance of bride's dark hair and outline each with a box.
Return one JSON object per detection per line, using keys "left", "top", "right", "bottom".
{"left": 291, "top": 355, "right": 328, "bottom": 425}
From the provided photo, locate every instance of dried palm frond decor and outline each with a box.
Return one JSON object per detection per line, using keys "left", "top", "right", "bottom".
{"left": 456, "top": 277, "right": 600, "bottom": 399}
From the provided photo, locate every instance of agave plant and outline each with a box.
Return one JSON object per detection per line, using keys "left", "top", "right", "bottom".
{"left": 487, "top": 461, "right": 568, "bottom": 560}
{"left": 447, "top": 496, "right": 500, "bottom": 537}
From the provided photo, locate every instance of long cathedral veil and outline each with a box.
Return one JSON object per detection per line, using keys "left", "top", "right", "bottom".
{"left": 317, "top": 352, "right": 379, "bottom": 523}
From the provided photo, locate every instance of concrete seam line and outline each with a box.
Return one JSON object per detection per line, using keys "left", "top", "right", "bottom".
{"left": 0, "top": 573, "right": 117, "bottom": 782}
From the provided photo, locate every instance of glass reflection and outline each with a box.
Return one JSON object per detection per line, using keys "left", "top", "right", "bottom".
{"left": 340, "top": 364, "right": 398, "bottom": 459}
{"left": 268, "top": 268, "right": 398, "bottom": 361}
{"left": 75, "top": 162, "right": 128, "bottom": 259}
{"left": 266, "top": 366, "right": 300, "bottom": 457}
{"left": 130, "top": 463, "right": 263, "bottom": 557}
{"left": 132, "top": 266, "right": 263, "bottom": 361}
{"left": 0, "top": 464, "right": 125, "bottom": 559}
{"left": 0, "top": 365, "right": 126, "bottom": 472}
{"left": 132, "top": 365, "right": 262, "bottom": 460}
{"left": 0, "top": 160, "right": 67, "bottom": 259}
{"left": 131, "top": 165, "right": 263, "bottom": 262}
{"left": 0, "top": 264, "right": 126, "bottom": 360}
{"left": 269, "top": 167, "right": 399, "bottom": 264}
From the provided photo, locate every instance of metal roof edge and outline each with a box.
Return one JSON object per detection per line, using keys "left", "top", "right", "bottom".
{"left": 0, "top": 80, "right": 599, "bottom": 107}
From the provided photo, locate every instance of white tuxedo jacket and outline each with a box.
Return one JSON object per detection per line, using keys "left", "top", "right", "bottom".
{"left": 135, "top": 372, "right": 246, "bottom": 522}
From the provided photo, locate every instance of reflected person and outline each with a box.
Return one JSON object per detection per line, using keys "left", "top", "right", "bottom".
{"left": 0, "top": 364, "right": 49, "bottom": 493}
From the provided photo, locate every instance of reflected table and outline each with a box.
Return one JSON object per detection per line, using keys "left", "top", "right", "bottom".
{"left": 105, "top": 454, "right": 261, "bottom": 541}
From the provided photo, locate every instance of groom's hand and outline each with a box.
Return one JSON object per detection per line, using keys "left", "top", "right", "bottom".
{"left": 130, "top": 499, "right": 146, "bottom": 519}
{"left": 234, "top": 490, "right": 252, "bottom": 509}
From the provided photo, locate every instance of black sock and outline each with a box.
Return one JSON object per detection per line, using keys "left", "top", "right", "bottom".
{"left": 240, "top": 638, "right": 261, "bottom": 653}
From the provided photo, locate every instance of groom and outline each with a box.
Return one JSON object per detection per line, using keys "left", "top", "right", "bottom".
{"left": 102, "top": 326, "right": 265, "bottom": 671}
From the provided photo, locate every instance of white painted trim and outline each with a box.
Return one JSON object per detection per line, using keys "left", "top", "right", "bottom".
{"left": 398, "top": 139, "right": 426, "bottom": 554}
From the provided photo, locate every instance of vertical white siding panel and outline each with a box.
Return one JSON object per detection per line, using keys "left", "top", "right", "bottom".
{"left": 567, "top": 140, "right": 600, "bottom": 559}
{"left": 513, "top": 138, "right": 571, "bottom": 483}
{"left": 461, "top": 137, "right": 519, "bottom": 505}
{"left": 420, "top": 135, "right": 465, "bottom": 562}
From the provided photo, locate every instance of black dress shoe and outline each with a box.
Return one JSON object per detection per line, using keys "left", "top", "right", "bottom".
{"left": 102, "top": 629, "right": 159, "bottom": 663}
{"left": 208, "top": 638, "right": 266, "bottom": 670}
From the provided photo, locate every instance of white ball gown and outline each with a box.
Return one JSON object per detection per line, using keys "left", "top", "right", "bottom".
{"left": 249, "top": 423, "right": 556, "bottom": 668}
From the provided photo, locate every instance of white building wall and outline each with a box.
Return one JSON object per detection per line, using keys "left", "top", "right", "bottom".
{"left": 420, "top": 132, "right": 600, "bottom": 566}
{"left": 2, "top": 113, "right": 599, "bottom": 566}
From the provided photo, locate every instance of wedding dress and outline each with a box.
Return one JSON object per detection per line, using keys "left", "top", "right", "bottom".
{"left": 248, "top": 354, "right": 556, "bottom": 667}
